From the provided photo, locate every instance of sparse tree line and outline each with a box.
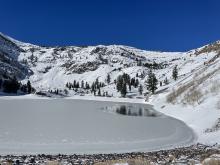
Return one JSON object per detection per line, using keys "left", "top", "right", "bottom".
{"left": 48, "top": 89, "right": 61, "bottom": 95}
{"left": 64, "top": 65, "right": 178, "bottom": 98}
{"left": 65, "top": 78, "right": 110, "bottom": 97}
{"left": 0, "top": 75, "right": 34, "bottom": 94}
{"left": 66, "top": 80, "right": 91, "bottom": 90}
{"left": 136, "top": 59, "right": 168, "bottom": 69}
{"left": 115, "top": 65, "right": 178, "bottom": 97}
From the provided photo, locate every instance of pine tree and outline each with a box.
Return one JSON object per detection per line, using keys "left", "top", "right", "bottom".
{"left": 116, "top": 74, "right": 131, "bottom": 96}
{"left": 137, "top": 59, "right": 142, "bottom": 66}
{"left": 73, "top": 80, "right": 76, "bottom": 88}
{"left": 172, "top": 65, "right": 178, "bottom": 81}
{"left": 91, "top": 82, "right": 95, "bottom": 92}
{"left": 93, "top": 90, "right": 96, "bottom": 96}
{"left": 81, "top": 80, "right": 84, "bottom": 89}
{"left": 107, "top": 74, "right": 111, "bottom": 84}
{"left": 131, "top": 78, "right": 135, "bottom": 86}
{"left": 128, "top": 82, "right": 131, "bottom": 91}
{"left": 95, "top": 78, "right": 99, "bottom": 88}
{"left": 99, "top": 82, "right": 102, "bottom": 88}
{"left": 76, "top": 82, "right": 80, "bottom": 88}
{"left": 134, "top": 79, "right": 139, "bottom": 88}
{"left": 116, "top": 75, "right": 123, "bottom": 92}
{"left": 12, "top": 76, "right": 20, "bottom": 93}
{"left": 66, "top": 82, "right": 69, "bottom": 88}
{"left": 85, "top": 82, "right": 90, "bottom": 89}
{"left": 138, "top": 84, "right": 143, "bottom": 95}
{"left": 27, "top": 80, "right": 32, "bottom": 94}
{"left": 164, "top": 77, "right": 169, "bottom": 85}
{"left": 121, "top": 82, "right": 127, "bottom": 97}
{"left": 145, "top": 69, "right": 158, "bottom": 94}
{"left": 122, "top": 73, "right": 130, "bottom": 84}
{"left": 98, "top": 88, "right": 101, "bottom": 96}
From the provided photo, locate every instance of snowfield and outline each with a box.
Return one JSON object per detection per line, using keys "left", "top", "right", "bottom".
{"left": 0, "top": 98, "right": 195, "bottom": 155}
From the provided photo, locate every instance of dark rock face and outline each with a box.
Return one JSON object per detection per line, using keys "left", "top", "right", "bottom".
{"left": 0, "top": 34, "right": 30, "bottom": 79}
{"left": 0, "top": 33, "right": 24, "bottom": 58}
{"left": 62, "top": 61, "right": 101, "bottom": 74}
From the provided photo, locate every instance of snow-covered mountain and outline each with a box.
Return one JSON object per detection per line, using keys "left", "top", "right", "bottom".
{"left": 0, "top": 32, "right": 219, "bottom": 97}
{"left": 0, "top": 33, "right": 185, "bottom": 91}
{"left": 0, "top": 33, "right": 218, "bottom": 92}
{"left": 0, "top": 32, "right": 220, "bottom": 146}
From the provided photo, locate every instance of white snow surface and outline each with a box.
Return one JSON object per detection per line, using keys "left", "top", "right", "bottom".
{"left": 0, "top": 32, "right": 220, "bottom": 154}
{"left": 0, "top": 98, "right": 195, "bottom": 155}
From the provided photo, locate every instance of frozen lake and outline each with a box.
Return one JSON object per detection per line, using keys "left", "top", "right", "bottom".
{"left": 0, "top": 99, "right": 195, "bottom": 154}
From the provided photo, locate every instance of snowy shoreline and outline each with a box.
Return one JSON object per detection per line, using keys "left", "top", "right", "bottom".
{"left": 0, "top": 144, "right": 219, "bottom": 165}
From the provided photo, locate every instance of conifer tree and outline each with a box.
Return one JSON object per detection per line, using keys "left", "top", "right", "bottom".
{"left": 121, "top": 82, "right": 127, "bottom": 97}
{"left": 81, "top": 80, "right": 84, "bottom": 89}
{"left": 164, "top": 77, "right": 169, "bottom": 85}
{"left": 172, "top": 65, "right": 178, "bottom": 81}
{"left": 128, "top": 82, "right": 131, "bottom": 91}
{"left": 145, "top": 69, "right": 158, "bottom": 94}
{"left": 27, "top": 80, "right": 32, "bottom": 94}
{"left": 73, "top": 80, "right": 76, "bottom": 88}
{"left": 98, "top": 88, "right": 101, "bottom": 96}
{"left": 138, "top": 84, "right": 143, "bottom": 95}
{"left": 91, "top": 82, "right": 95, "bottom": 92}
{"left": 107, "top": 74, "right": 111, "bottom": 84}
{"left": 116, "top": 75, "right": 123, "bottom": 92}
{"left": 134, "top": 79, "right": 139, "bottom": 88}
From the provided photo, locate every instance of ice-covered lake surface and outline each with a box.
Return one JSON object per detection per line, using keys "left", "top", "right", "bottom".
{"left": 0, "top": 99, "right": 196, "bottom": 154}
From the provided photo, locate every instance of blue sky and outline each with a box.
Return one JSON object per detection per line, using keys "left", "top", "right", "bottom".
{"left": 1, "top": 0, "right": 220, "bottom": 51}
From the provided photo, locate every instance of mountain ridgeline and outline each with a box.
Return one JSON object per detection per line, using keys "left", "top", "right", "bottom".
{"left": 0, "top": 32, "right": 220, "bottom": 98}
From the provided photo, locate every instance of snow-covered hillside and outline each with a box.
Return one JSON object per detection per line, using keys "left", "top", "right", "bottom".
{"left": 0, "top": 32, "right": 218, "bottom": 96}
{"left": 0, "top": 32, "right": 220, "bottom": 147}
{"left": 0, "top": 32, "right": 218, "bottom": 93}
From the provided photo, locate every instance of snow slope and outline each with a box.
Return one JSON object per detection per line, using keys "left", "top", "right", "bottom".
{"left": 0, "top": 32, "right": 220, "bottom": 150}
{"left": 151, "top": 54, "right": 220, "bottom": 145}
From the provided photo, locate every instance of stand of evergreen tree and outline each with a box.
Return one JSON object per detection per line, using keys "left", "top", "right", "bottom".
{"left": 2, "top": 76, "right": 20, "bottom": 93}
{"left": 0, "top": 76, "right": 34, "bottom": 94}
{"left": 65, "top": 79, "right": 106, "bottom": 96}
{"left": 116, "top": 73, "right": 141, "bottom": 97}
{"left": 66, "top": 80, "right": 91, "bottom": 90}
